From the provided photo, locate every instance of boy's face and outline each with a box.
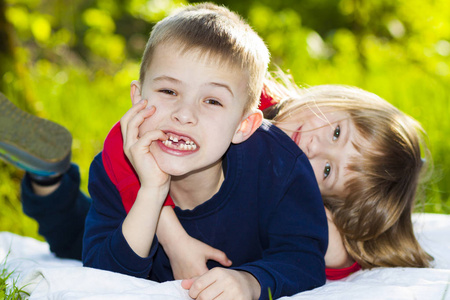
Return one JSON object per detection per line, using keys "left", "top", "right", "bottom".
{"left": 133, "top": 43, "right": 250, "bottom": 176}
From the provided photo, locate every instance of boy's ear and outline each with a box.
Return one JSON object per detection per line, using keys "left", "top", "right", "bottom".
{"left": 130, "top": 80, "right": 142, "bottom": 105}
{"left": 232, "top": 110, "right": 263, "bottom": 144}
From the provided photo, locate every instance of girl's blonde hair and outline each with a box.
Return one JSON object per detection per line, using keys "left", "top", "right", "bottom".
{"left": 265, "top": 76, "right": 433, "bottom": 269}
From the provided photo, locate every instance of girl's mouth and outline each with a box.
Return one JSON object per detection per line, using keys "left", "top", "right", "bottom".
{"left": 161, "top": 132, "right": 198, "bottom": 151}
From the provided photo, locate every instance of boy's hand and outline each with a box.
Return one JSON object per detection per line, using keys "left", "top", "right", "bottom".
{"left": 166, "top": 234, "right": 232, "bottom": 280}
{"left": 181, "top": 268, "right": 261, "bottom": 300}
{"left": 120, "top": 99, "right": 169, "bottom": 188}
{"left": 157, "top": 207, "right": 232, "bottom": 280}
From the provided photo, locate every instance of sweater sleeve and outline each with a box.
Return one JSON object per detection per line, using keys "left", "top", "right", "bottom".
{"left": 82, "top": 153, "right": 158, "bottom": 278}
{"left": 234, "top": 154, "right": 328, "bottom": 300}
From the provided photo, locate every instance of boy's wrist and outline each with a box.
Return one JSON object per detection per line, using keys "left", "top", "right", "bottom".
{"left": 239, "top": 271, "right": 261, "bottom": 300}
{"left": 137, "top": 185, "right": 169, "bottom": 200}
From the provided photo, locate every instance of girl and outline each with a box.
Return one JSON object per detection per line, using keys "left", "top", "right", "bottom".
{"left": 262, "top": 80, "right": 433, "bottom": 273}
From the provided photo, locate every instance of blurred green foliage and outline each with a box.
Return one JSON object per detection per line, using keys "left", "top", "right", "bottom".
{"left": 0, "top": 0, "right": 449, "bottom": 238}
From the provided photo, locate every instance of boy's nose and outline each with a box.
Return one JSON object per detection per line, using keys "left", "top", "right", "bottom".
{"left": 171, "top": 102, "right": 198, "bottom": 125}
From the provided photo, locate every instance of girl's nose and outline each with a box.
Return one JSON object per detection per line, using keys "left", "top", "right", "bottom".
{"left": 306, "top": 135, "right": 321, "bottom": 159}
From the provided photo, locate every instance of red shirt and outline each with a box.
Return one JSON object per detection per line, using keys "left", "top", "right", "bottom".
{"left": 325, "top": 262, "right": 361, "bottom": 280}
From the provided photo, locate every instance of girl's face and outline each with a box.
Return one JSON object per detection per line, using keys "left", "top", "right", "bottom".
{"left": 276, "top": 107, "right": 362, "bottom": 197}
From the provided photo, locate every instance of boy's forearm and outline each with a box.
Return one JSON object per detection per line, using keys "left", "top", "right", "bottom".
{"left": 156, "top": 206, "right": 187, "bottom": 247}
{"left": 122, "top": 186, "right": 168, "bottom": 257}
{"left": 83, "top": 154, "right": 154, "bottom": 278}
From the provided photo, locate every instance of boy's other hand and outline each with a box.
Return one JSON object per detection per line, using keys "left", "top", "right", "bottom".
{"left": 120, "top": 100, "right": 169, "bottom": 188}
{"left": 166, "top": 234, "right": 232, "bottom": 280}
{"left": 181, "top": 268, "right": 261, "bottom": 300}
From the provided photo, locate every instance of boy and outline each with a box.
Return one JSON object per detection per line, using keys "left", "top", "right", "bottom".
{"left": 82, "top": 3, "right": 327, "bottom": 300}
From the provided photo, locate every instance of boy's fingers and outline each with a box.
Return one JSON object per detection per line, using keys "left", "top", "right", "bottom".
{"left": 127, "top": 106, "right": 156, "bottom": 134}
{"left": 181, "top": 277, "right": 196, "bottom": 290}
{"left": 124, "top": 107, "right": 151, "bottom": 145}
{"left": 186, "top": 274, "right": 216, "bottom": 299}
{"left": 120, "top": 99, "right": 148, "bottom": 134}
{"left": 123, "top": 106, "right": 156, "bottom": 151}
{"left": 205, "top": 247, "right": 232, "bottom": 267}
{"left": 131, "top": 129, "right": 167, "bottom": 151}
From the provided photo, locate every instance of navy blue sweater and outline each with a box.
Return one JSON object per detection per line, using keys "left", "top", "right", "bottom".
{"left": 83, "top": 121, "right": 328, "bottom": 300}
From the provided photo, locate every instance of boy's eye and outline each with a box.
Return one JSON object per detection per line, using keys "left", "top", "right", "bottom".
{"left": 333, "top": 125, "right": 340, "bottom": 141}
{"left": 159, "top": 89, "right": 177, "bottom": 96}
{"left": 205, "top": 99, "right": 223, "bottom": 106}
{"left": 324, "top": 163, "right": 331, "bottom": 179}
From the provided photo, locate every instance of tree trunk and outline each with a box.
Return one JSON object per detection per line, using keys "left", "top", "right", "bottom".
{"left": 0, "top": 0, "right": 34, "bottom": 111}
{"left": 0, "top": 0, "right": 16, "bottom": 88}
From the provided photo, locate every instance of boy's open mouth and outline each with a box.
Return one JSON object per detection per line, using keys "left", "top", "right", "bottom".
{"left": 162, "top": 132, "right": 198, "bottom": 151}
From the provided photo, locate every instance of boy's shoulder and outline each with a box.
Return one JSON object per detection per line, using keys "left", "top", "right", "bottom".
{"left": 248, "top": 119, "right": 303, "bottom": 158}
{"left": 231, "top": 119, "right": 312, "bottom": 185}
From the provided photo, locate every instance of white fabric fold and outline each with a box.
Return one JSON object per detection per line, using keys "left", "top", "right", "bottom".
{"left": 1, "top": 213, "right": 449, "bottom": 299}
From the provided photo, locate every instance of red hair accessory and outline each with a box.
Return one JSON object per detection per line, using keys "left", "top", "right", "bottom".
{"left": 258, "top": 86, "right": 276, "bottom": 111}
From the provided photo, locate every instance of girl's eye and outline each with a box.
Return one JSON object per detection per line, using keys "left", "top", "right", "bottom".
{"left": 205, "top": 99, "right": 223, "bottom": 106}
{"left": 333, "top": 125, "right": 340, "bottom": 141}
{"left": 324, "top": 163, "right": 331, "bottom": 179}
{"left": 159, "top": 89, "right": 177, "bottom": 96}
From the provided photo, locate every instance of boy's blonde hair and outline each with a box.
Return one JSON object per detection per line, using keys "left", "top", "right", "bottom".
{"left": 267, "top": 81, "right": 433, "bottom": 269}
{"left": 140, "top": 3, "right": 270, "bottom": 112}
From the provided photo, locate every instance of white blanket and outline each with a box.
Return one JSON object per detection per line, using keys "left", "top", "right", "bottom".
{"left": 1, "top": 213, "right": 449, "bottom": 299}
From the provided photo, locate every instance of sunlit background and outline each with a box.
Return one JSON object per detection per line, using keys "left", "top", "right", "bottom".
{"left": 1, "top": 0, "right": 449, "bottom": 239}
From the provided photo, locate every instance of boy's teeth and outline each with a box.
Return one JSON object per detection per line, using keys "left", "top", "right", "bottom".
{"left": 162, "top": 134, "right": 197, "bottom": 151}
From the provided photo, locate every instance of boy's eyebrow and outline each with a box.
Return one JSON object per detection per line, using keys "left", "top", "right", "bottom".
{"left": 152, "top": 75, "right": 181, "bottom": 84}
{"left": 153, "top": 76, "right": 234, "bottom": 97}
{"left": 206, "top": 82, "right": 234, "bottom": 97}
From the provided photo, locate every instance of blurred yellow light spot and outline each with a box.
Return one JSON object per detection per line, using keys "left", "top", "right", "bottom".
{"left": 31, "top": 16, "right": 51, "bottom": 42}
{"left": 436, "top": 40, "right": 450, "bottom": 56}
{"left": 83, "top": 9, "right": 115, "bottom": 33}
{"left": 5, "top": 7, "right": 29, "bottom": 31}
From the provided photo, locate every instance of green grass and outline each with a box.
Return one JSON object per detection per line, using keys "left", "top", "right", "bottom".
{"left": 0, "top": 254, "right": 29, "bottom": 300}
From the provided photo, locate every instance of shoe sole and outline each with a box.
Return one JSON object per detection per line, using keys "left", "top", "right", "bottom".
{"left": 0, "top": 92, "right": 72, "bottom": 175}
